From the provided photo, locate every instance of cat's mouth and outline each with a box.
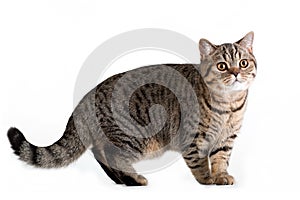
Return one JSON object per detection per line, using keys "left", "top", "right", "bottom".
{"left": 227, "top": 77, "right": 242, "bottom": 85}
{"left": 229, "top": 79, "right": 246, "bottom": 91}
{"left": 234, "top": 79, "right": 242, "bottom": 84}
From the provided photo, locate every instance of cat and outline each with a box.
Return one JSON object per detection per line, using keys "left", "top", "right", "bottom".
{"left": 7, "top": 32, "right": 256, "bottom": 186}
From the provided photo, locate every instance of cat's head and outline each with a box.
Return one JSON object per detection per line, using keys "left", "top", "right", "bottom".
{"left": 199, "top": 32, "right": 257, "bottom": 94}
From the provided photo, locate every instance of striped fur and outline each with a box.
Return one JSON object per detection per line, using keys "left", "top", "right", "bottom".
{"left": 7, "top": 32, "right": 256, "bottom": 186}
{"left": 7, "top": 116, "right": 87, "bottom": 168}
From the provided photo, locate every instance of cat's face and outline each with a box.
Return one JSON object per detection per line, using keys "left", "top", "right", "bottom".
{"left": 199, "top": 32, "right": 257, "bottom": 94}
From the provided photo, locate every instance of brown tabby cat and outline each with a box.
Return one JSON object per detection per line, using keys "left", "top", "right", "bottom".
{"left": 7, "top": 32, "right": 256, "bottom": 186}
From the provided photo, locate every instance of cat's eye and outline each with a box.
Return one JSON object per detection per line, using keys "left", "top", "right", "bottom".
{"left": 239, "top": 59, "right": 249, "bottom": 68}
{"left": 217, "top": 62, "right": 228, "bottom": 71}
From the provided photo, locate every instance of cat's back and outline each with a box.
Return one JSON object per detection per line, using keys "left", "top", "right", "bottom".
{"left": 94, "top": 63, "right": 202, "bottom": 105}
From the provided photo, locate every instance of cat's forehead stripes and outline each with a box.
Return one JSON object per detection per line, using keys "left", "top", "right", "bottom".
{"left": 212, "top": 43, "right": 253, "bottom": 63}
{"left": 217, "top": 44, "right": 240, "bottom": 61}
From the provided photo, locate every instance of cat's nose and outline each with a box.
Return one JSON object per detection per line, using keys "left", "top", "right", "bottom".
{"left": 229, "top": 67, "right": 240, "bottom": 77}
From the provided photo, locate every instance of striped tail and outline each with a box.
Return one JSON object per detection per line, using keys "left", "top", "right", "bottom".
{"left": 7, "top": 116, "right": 87, "bottom": 168}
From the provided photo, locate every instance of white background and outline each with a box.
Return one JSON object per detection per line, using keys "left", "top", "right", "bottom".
{"left": 1, "top": 0, "right": 300, "bottom": 199}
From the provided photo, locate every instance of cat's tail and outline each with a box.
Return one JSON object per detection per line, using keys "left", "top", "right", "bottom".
{"left": 7, "top": 116, "right": 89, "bottom": 168}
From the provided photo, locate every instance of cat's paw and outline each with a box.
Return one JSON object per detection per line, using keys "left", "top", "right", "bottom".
{"left": 197, "top": 177, "right": 215, "bottom": 185}
{"left": 136, "top": 175, "right": 148, "bottom": 186}
{"left": 123, "top": 174, "right": 148, "bottom": 186}
{"left": 214, "top": 173, "right": 235, "bottom": 185}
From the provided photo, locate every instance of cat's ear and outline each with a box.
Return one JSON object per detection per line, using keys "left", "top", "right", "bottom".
{"left": 199, "top": 39, "right": 217, "bottom": 58}
{"left": 236, "top": 32, "right": 254, "bottom": 53}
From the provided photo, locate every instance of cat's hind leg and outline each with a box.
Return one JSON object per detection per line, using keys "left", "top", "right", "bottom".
{"left": 92, "top": 145, "right": 148, "bottom": 186}
{"left": 92, "top": 147, "right": 124, "bottom": 184}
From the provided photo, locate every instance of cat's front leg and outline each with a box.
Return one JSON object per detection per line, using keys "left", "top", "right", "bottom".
{"left": 209, "top": 144, "right": 235, "bottom": 185}
{"left": 183, "top": 148, "right": 214, "bottom": 185}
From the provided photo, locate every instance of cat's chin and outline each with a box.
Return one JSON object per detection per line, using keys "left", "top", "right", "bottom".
{"left": 227, "top": 81, "right": 248, "bottom": 91}
{"left": 209, "top": 82, "right": 248, "bottom": 94}
{"left": 212, "top": 81, "right": 248, "bottom": 93}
